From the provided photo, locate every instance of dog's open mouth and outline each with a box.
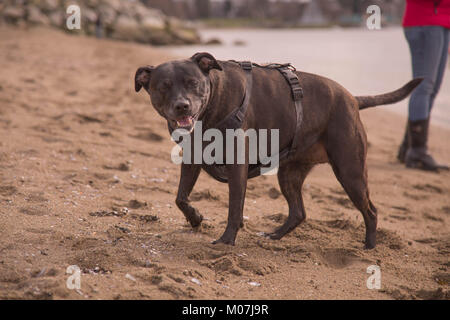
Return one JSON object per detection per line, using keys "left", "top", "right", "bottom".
{"left": 174, "top": 115, "right": 196, "bottom": 133}
{"left": 176, "top": 116, "right": 193, "bottom": 128}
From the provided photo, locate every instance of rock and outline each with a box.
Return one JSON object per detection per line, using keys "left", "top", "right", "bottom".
{"left": 128, "top": 199, "right": 147, "bottom": 209}
{"left": 233, "top": 39, "right": 246, "bottom": 46}
{"left": 103, "top": 0, "right": 121, "bottom": 12}
{"left": 0, "top": 0, "right": 201, "bottom": 45}
{"left": 111, "top": 15, "right": 140, "bottom": 41}
{"left": 117, "top": 162, "right": 130, "bottom": 171}
{"left": 83, "top": 7, "right": 98, "bottom": 23}
{"left": 205, "top": 38, "right": 222, "bottom": 45}
{"left": 118, "top": 0, "right": 140, "bottom": 20}
{"left": 27, "top": 6, "right": 50, "bottom": 25}
{"left": 125, "top": 273, "right": 136, "bottom": 282}
{"left": 141, "top": 15, "right": 165, "bottom": 30}
{"left": 170, "top": 27, "right": 201, "bottom": 45}
{"left": 2, "top": 6, "right": 25, "bottom": 24}
{"left": 136, "top": 5, "right": 163, "bottom": 22}
{"left": 166, "top": 17, "right": 189, "bottom": 30}
{"left": 143, "top": 29, "right": 174, "bottom": 46}
{"left": 39, "top": 0, "right": 60, "bottom": 13}
{"left": 80, "top": 7, "right": 97, "bottom": 35}
{"left": 48, "top": 11, "right": 64, "bottom": 27}
{"left": 166, "top": 16, "right": 200, "bottom": 44}
{"left": 98, "top": 4, "right": 117, "bottom": 26}
{"left": 248, "top": 281, "right": 261, "bottom": 287}
{"left": 85, "top": 0, "right": 101, "bottom": 9}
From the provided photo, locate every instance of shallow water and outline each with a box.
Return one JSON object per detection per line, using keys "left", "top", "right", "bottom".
{"left": 166, "top": 27, "right": 450, "bottom": 128}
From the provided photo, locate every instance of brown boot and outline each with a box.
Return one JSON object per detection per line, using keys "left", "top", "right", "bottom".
{"left": 405, "top": 118, "right": 448, "bottom": 171}
{"left": 397, "top": 122, "right": 409, "bottom": 163}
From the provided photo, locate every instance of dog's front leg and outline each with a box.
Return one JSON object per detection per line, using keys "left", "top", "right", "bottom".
{"left": 175, "top": 163, "right": 203, "bottom": 228}
{"left": 212, "top": 163, "right": 248, "bottom": 245}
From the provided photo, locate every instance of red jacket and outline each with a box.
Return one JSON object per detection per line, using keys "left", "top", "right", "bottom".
{"left": 403, "top": 0, "right": 450, "bottom": 28}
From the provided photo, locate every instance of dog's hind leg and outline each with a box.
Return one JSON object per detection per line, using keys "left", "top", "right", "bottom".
{"left": 267, "top": 163, "right": 313, "bottom": 240}
{"left": 326, "top": 117, "right": 378, "bottom": 249}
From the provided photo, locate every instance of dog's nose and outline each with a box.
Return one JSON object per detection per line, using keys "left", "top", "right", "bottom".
{"left": 174, "top": 101, "right": 190, "bottom": 113}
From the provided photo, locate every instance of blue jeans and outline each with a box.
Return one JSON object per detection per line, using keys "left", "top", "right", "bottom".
{"left": 404, "top": 26, "right": 449, "bottom": 121}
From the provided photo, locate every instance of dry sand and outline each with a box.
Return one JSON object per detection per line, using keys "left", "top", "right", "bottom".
{"left": 0, "top": 27, "right": 449, "bottom": 300}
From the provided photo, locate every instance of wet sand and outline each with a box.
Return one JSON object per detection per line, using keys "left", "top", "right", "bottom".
{"left": 0, "top": 27, "right": 449, "bottom": 300}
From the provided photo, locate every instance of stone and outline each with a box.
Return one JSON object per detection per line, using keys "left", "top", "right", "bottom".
{"left": 39, "top": 0, "right": 60, "bottom": 13}
{"left": 82, "top": 7, "right": 98, "bottom": 23}
{"left": 48, "top": 10, "right": 64, "bottom": 27}
{"left": 27, "top": 6, "right": 50, "bottom": 25}
{"left": 3, "top": 6, "right": 25, "bottom": 23}
{"left": 141, "top": 15, "right": 165, "bottom": 30}
{"left": 169, "top": 27, "right": 201, "bottom": 45}
{"left": 0, "top": 0, "right": 201, "bottom": 45}
{"left": 111, "top": 15, "right": 140, "bottom": 41}
{"left": 98, "top": 4, "right": 117, "bottom": 26}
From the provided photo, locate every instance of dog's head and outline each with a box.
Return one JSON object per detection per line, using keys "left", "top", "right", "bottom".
{"left": 135, "top": 52, "right": 222, "bottom": 132}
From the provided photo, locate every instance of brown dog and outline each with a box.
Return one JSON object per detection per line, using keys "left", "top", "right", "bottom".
{"left": 135, "top": 52, "right": 421, "bottom": 249}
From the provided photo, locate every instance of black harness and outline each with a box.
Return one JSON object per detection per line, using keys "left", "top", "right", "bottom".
{"left": 169, "top": 61, "right": 304, "bottom": 182}
{"left": 201, "top": 61, "right": 305, "bottom": 183}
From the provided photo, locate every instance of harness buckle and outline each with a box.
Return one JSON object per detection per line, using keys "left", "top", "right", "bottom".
{"left": 240, "top": 61, "right": 253, "bottom": 71}
{"left": 235, "top": 110, "right": 244, "bottom": 122}
{"left": 289, "top": 77, "right": 300, "bottom": 85}
{"left": 292, "top": 87, "right": 303, "bottom": 100}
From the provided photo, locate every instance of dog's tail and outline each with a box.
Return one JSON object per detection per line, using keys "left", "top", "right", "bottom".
{"left": 356, "top": 78, "right": 423, "bottom": 110}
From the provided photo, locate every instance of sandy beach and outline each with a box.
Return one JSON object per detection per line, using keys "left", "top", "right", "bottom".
{"left": 0, "top": 26, "right": 449, "bottom": 300}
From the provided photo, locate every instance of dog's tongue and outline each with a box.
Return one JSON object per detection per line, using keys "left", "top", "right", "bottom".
{"left": 176, "top": 116, "right": 193, "bottom": 128}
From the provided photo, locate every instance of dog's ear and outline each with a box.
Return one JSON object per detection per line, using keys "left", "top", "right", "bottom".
{"left": 191, "top": 52, "right": 223, "bottom": 73}
{"left": 135, "top": 66, "right": 154, "bottom": 92}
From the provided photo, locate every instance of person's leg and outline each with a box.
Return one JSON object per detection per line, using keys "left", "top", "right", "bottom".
{"left": 404, "top": 26, "right": 448, "bottom": 171}
{"left": 398, "top": 27, "right": 424, "bottom": 162}
{"left": 429, "top": 28, "right": 450, "bottom": 112}
{"left": 405, "top": 26, "right": 444, "bottom": 121}
{"left": 397, "top": 121, "right": 409, "bottom": 163}
{"left": 398, "top": 27, "right": 425, "bottom": 163}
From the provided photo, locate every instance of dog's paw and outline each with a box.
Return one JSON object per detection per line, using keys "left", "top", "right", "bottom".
{"left": 188, "top": 211, "right": 203, "bottom": 228}
{"left": 212, "top": 235, "right": 235, "bottom": 246}
{"left": 263, "top": 232, "right": 283, "bottom": 240}
{"left": 363, "top": 243, "right": 376, "bottom": 250}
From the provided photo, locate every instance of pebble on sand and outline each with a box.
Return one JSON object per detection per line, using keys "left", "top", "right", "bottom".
{"left": 248, "top": 281, "right": 261, "bottom": 287}
{"left": 125, "top": 273, "right": 136, "bottom": 282}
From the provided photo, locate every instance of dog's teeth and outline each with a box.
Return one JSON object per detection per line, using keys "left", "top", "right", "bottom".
{"left": 176, "top": 117, "right": 193, "bottom": 128}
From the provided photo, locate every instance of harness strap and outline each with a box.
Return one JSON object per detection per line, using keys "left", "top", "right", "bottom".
{"left": 214, "top": 62, "right": 304, "bottom": 181}
{"left": 277, "top": 66, "right": 304, "bottom": 158}
{"left": 178, "top": 60, "right": 304, "bottom": 183}
{"left": 215, "top": 61, "right": 253, "bottom": 130}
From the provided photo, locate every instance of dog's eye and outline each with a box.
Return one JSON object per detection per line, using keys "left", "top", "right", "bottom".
{"left": 158, "top": 80, "right": 172, "bottom": 93}
{"left": 186, "top": 79, "right": 199, "bottom": 88}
